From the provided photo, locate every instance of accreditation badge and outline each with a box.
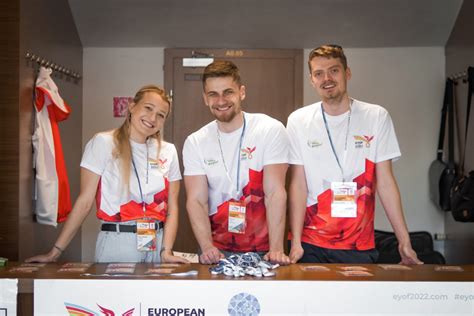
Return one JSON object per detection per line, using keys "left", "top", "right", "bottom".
{"left": 228, "top": 201, "right": 246, "bottom": 234}
{"left": 330, "top": 182, "right": 357, "bottom": 218}
{"left": 136, "top": 219, "right": 157, "bottom": 251}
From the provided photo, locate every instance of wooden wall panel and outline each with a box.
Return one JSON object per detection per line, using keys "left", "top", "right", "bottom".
{"left": 18, "top": 0, "right": 83, "bottom": 261}
{"left": 0, "top": 0, "right": 83, "bottom": 261}
{"left": 0, "top": 0, "right": 20, "bottom": 260}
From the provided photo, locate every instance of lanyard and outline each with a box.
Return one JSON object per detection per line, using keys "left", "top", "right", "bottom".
{"left": 131, "top": 142, "right": 149, "bottom": 213}
{"left": 217, "top": 113, "right": 246, "bottom": 196}
{"left": 321, "top": 102, "right": 352, "bottom": 182}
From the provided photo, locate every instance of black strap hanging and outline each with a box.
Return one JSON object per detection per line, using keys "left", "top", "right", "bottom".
{"left": 450, "top": 66, "right": 474, "bottom": 222}
{"left": 459, "top": 66, "right": 474, "bottom": 173}
{"left": 435, "top": 78, "right": 456, "bottom": 169}
{"left": 435, "top": 80, "right": 449, "bottom": 161}
{"left": 447, "top": 78, "right": 455, "bottom": 171}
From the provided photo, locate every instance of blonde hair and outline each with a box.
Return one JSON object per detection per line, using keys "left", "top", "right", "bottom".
{"left": 113, "top": 85, "right": 171, "bottom": 190}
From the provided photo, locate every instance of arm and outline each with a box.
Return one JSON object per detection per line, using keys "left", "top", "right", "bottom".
{"left": 25, "top": 168, "right": 100, "bottom": 262}
{"left": 184, "top": 175, "right": 224, "bottom": 264}
{"left": 160, "top": 180, "right": 189, "bottom": 263}
{"left": 376, "top": 160, "right": 423, "bottom": 264}
{"left": 288, "top": 165, "right": 308, "bottom": 263}
{"left": 262, "top": 163, "right": 290, "bottom": 265}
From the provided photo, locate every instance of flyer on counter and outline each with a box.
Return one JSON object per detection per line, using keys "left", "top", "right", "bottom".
{"left": 145, "top": 268, "right": 175, "bottom": 274}
{"left": 378, "top": 264, "right": 412, "bottom": 271}
{"left": 61, "top": 262, "right": 93, "bottom": 268}
{"left": 339, "top": 266, "right": 369, "bottom": 271}
{"left": 338, "top": 270, "right": 374, "bottom": 277}
{"left": 153, "top": 263, "right": 181, "bottom": 268}
{"left": 173, "top": 251, "right": 199, "bottom": 263}
{"left": 434, "top": 265, "right": 464, "bottom": 272}
{"left": 300, "top": 265, "right": 330, "bottom": 272}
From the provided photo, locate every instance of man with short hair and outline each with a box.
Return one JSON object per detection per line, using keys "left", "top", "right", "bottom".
{"left": 183, "top": 60, "right": 290, "bottom": 265}
{"left": 287, "top": 45, "right": 422, "bottom": 264}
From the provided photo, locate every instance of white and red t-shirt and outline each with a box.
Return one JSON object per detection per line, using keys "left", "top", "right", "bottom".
{"left": 183, "top": 112, "right": 289, "bottom": 252}
{"left": 287, "top": 99, "right": 401, "bottom": 250}
{"left": 81, "top": 131, "right": 181, "bottom": 222}
{"left": 33, "top": 67, "right": 72, "bottom": 226}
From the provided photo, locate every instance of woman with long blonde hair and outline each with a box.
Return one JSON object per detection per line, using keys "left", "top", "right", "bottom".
{"left": 27, "top": 85, "right": 187, "bottom": 263}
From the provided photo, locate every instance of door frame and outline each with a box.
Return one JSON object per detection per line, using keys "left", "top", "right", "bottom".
{"left": 164, "top": 48, "right": 303, "bottom": 141}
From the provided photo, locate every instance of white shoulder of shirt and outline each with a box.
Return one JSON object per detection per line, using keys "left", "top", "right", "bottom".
{"left": 351, "top": 99, "right": 389, "bottom": 116}
{"left": 160, "top": 140, "right": 177, "bottom": 153}
{"left": 185, "top": 120, "right": 217, "bottom": 142}
{"left": 288, "top": 102, "right": 320, "bottom": 122}
{"left": 288, "top": 99, "right": 389, "bottom": 121}
{"left": 88, "top": 130, "right": 115, "bottom": 148}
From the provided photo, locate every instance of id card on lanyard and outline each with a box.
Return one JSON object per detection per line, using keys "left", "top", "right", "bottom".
{"left": 228, "top": 201, "right": 246, "bottom": 234}
{"left": 136, "top": 219, "right": 157, "bottom": 251}
{"left": 132, "top": 144, "right": 157, "bottom": 252}
{"left": 331, "top": 182, "right": 357, "bottom": 218}
{"left": 217, "top": 113, "right": 247, "bottom": 234}
{"left": 321, "top": 102, "right": 359, "bottom": 218}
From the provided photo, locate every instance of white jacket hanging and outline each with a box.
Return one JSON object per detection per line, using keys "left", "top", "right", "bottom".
{"left": 32, "top": 67, "right": 72, "bottom": 226}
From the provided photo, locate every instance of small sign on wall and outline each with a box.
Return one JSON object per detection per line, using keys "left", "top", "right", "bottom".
{"left": 113, "top": 97, "right": 133, "bottom": 117}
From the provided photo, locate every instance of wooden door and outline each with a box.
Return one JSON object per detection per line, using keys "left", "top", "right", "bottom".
{"left": 164, "top": 48, "right": 303, "bottom": 253}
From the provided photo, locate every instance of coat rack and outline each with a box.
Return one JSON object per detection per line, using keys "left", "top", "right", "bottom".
{"left": 25, "top": 52, "right": 82, "bottom": 80}
{"left": 449, "top": 71, "right": 467, "bottom": 84}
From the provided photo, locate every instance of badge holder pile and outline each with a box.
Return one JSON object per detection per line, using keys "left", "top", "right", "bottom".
{"left": 209, "top": 252, "right": 279, "bottom": 277}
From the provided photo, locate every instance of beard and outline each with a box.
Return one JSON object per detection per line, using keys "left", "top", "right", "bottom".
{"left": 320, "top": 88, "right": 345, "bottom": 104}
{"left": 212, "top": 104, "right": 241, "bottom": 123}
{"left": 319, "top": 80, "right": 347, "bottom": 104}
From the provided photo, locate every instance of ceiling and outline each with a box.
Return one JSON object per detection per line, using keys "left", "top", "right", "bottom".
{"left": 68, "top": 0, "right": 463, "bottom": 48}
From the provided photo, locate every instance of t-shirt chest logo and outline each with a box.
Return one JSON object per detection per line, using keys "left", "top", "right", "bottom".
{"left": 158, "top": 158, "right": 167, "bottom": 169}
{"left": 148, "top": 158, "right": 167, "bottom": 169}
{"left": 240, "top": 146, "right": 256, "bottom": 160}
{"left": 354, "top": 135, "right": 374, "bottom": 148}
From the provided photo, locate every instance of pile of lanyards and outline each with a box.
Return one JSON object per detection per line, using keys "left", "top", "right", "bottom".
{"left": 209, "top": 252, "right": 279, "bottom": 277}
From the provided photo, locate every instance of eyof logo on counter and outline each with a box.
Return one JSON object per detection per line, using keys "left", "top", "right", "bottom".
{"left": 65, "top": 302, "right": 207, "bottom": 316}
{"left": 65, "top": 302, "right": 135, "bottom": 315}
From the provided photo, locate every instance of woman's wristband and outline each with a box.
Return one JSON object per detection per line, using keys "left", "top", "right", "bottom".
{"left": 53, "top": 245, "right": 64, "bottom": 253}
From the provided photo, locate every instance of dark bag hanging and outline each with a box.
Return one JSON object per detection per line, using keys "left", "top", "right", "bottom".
{"left": 429, "top": 78, "right": 457, "bottom": 211}
{"left": 451, "top": 66, "right": 474, "bottom": 222}
{"left": 374, "top": 230, "right": 445, "bottom": 264}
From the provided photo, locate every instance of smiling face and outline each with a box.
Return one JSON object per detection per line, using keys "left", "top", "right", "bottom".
{"left": 309, "top": 56, "right": 351, "bottom": 104}
{"left": 128, "top": 91, "right": 169, "bottom": 143}
{"left": 203, "top": 76, "right": 246, "bottom": 125}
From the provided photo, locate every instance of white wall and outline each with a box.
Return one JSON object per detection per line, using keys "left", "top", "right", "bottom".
{"left": 82, "top": 47, "right": 165, "bottom": 260}
{"left": 303, "top": 47, "right": 446, "bottom": 241}
{"left": 82, "top": 47, "right": 445, "bottom": 260}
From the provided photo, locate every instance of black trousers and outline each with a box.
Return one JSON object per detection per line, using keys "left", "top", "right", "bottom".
{"left": 290, "top": 241, "right": 379, "bottom": 264}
